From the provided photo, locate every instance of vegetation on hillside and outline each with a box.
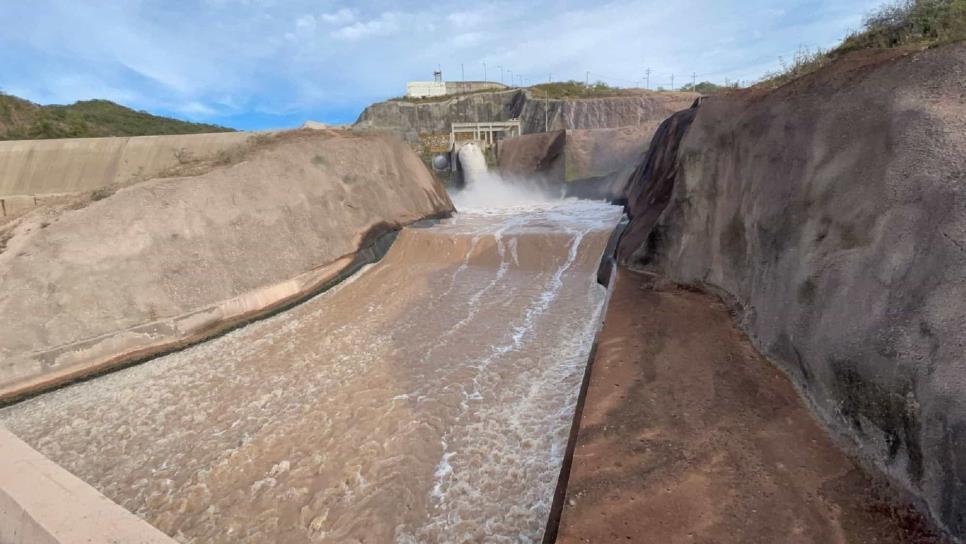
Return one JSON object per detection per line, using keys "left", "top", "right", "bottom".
{"left": 688, "top": 81, "right": 741, "bottom": 94}
{"left": 529, "top": 80, "right": 648, "bottom": 99}
{"left": 836, "top": 0, "right": 966, "bottom": 52}
{"left": 390, "top": 87, "right": 511, "bottom": 104}
{"left": 760, "top": 0, "right": 966, "bottom": 87}
{"left": 388, "top": 80, "right": 699, "bottom": 105}
{"left": 0, "top": 93, "right": 233, "bottom": 140}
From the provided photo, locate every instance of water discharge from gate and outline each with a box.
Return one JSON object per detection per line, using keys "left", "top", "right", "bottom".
{"left": 451, "top": 142, "right": 554, "bottom": 210}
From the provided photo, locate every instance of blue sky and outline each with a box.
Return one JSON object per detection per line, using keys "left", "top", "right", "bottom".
{"left": 0, "top": 0, "right": 884, "bottom": 131}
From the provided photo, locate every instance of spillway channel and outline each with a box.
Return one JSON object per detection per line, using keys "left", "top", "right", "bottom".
{"left": 0, "top": 200, "right": 622, "bottom": 543}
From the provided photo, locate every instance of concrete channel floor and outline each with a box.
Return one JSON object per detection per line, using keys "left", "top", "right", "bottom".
{"left": 555, "top": 269, "right": 946, "bottom": 544}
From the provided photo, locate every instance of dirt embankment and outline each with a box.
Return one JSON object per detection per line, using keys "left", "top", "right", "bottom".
{"left": 0, "top": 130, "right": 453, "bottom": 402}
{"left": 618, "top": 43, "right": 966, "bottom": 539}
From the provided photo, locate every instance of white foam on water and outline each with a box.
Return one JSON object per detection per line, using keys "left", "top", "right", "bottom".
{"left": 450, "top": 142, "right": 556, "bottom": 211}
{"left": 393, "top": 201, "right": 622, "bottom": 543}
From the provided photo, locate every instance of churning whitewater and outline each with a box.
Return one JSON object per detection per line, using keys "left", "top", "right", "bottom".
{"left": 1, "top": 196, "right": 622, "bottom": 543}
{"left": 451, "top": 142, "right": 554, "bottom": 210}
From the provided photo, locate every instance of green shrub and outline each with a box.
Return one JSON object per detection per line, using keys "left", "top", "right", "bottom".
{"left": 530, "top": 80, "right": 644, "bottom": 99}
{"left": 691, "top": 81, "right": 730, "bottom": 94}
{"left": 836, "top": 0, "right": 966, "bottom": 53}
{"left": 0, "top": 95, "right": 233, "bottom": 141}
{"left": 759, "top": 46, "right": 833, "bottom": 88}
{"left": 759, "top": 0, "right": 965, "bottom": 88}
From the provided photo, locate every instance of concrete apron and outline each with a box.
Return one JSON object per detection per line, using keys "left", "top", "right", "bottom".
{"left": 0, "top": 427, "right": 176, "bottom": 544}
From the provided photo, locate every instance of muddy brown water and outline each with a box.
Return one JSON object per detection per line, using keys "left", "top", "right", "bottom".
{"left": 0, "top": 201, "right": 622, "bottom": 543}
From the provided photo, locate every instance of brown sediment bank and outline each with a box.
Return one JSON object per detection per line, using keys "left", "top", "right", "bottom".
{"left": 555, "top": 268, "right": 945, "bottom": 543}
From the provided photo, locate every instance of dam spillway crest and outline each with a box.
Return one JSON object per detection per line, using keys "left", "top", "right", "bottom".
{"left": 0, "top": 199, "right": 623, "bottom": 542}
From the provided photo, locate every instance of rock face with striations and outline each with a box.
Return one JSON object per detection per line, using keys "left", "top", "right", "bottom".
{"left": 0, "top": 130, "right": 453, "bottom": 402}
{"left": 619, "top": 44, "right": 966, "bottom": 538}
{"left": 354, "top": 89, "right": 697, "bottom": 142}
{"left": 496, "top": 125, "right": 659, "bottom": 200}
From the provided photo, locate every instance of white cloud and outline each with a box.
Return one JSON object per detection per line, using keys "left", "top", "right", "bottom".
{"left": 451, "top": 32, "right": 484, "bottom": 48}
{"left": 295, "top": 14, "right": 316, "bottom": 30}
{"left": 319, "top": 8, "right": 355, "bottom": 25}
{"left": 175, "top": 101, "right": 219, "bottom": 117}
{"left": 0, "top": 0, "right": 883, "bottom": 128}
{"left": 331, "top": 12, "right": 403, "bottom": 40}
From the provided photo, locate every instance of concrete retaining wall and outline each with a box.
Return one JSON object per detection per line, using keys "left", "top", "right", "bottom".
{"left": 0, "top": 427, "right": 175, "bottom": 544}
{"left": 0, "top": 132, "right": 253, "bottom": 198}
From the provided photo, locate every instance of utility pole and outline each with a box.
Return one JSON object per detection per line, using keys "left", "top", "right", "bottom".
{"left": 645, "top": 68, "right": 650, "bottom": 90}
{"left": 585, "top": 71, "right": 589, "bottom": 86}
{"left": 483, "top": 62, "right": 487, "bottom": 83}
{"left": 692, "top": 72, "right": 697, "bottom": 91}
{"left": 671, "top": 74, "right": 674, "bottom": 90}
{"left": 545, "top": 74, "right": 550, "bottom": 132}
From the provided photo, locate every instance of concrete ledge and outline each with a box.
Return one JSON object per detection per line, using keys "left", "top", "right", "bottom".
{"left": 0, "top": 427, "right": 175, "bottom": 544}
{"left": 0, "top": 220, "right": 413, "bottom": 406}
{"left": 0, "top": 132, "right": 253, "bottom": 197}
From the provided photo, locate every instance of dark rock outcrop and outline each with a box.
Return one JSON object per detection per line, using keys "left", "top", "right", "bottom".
{"left": 616, "top": 104, "right": 698, "bottom": 259}
{"left": 619, "top": 44, "right": 966, "bottom": 539}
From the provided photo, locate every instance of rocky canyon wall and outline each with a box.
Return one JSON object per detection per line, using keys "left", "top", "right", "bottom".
{"left": 619, "top": 44, "right": 966, "bottom": 538}
{"left": 354, "top": 89, "right": 697, "bottom": 142}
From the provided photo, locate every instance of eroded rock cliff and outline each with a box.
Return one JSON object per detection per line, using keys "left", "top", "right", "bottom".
{"left": 620, "top": 44, "right": 966, "bottom": 538}
{"left": 354, "top": 89, "right": 696, "bottom": 142}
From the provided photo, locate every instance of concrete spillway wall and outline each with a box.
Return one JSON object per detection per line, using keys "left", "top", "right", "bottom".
{"left": 0, "top": 130, "right": 453, "bottom": 402}
{"left": 0, "top": 132, "right": 257, "bottom": 219}
{"left": 0, "top": 132, "right": 254, "bottom": 197}
{"left": 619, "top": 44, "right": 966, "bottom": 539}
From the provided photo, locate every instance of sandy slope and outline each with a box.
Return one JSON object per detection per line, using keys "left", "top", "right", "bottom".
{"left": 0, "top": 130, "right": 452, "bottom": 399}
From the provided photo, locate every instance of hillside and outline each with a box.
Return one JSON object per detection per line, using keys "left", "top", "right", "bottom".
{"left": 0, "top": 93, "right": 233, "bottom": 140}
